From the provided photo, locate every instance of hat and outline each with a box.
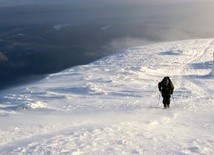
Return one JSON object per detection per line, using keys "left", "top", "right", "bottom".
{"left": 163, "top": 78, "right": 169, "bottom": 85}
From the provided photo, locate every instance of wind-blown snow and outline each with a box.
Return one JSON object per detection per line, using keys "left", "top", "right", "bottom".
{"left": 0, "top": 39, "right": 213, "bottom": 154}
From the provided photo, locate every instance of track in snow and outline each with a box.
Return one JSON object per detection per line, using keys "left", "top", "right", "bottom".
{"left": 0, "top": 39, "right": 213, "bottom": 154}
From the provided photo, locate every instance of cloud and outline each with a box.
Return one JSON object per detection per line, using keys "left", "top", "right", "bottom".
{"left": 0, "top": 52, "right": 8, "bottom": 62}
{"left": 0, "top": 0, "right": 214, "bottom": 90}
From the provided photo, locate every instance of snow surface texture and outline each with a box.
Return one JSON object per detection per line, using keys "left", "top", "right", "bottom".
{"left": 0, "top": 39, "right": 213, "bottom": 154}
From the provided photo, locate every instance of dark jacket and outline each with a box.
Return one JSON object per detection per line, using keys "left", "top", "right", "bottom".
{"left": 158, "top": 77, "right": 174, "bottom": 96}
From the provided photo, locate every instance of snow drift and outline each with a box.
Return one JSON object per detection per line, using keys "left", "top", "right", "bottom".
{"left": 0, "top": 39, "right": 213, "bottom": 154}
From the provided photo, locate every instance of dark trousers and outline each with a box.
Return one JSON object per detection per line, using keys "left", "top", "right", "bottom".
{"left": 162, "top": 94, "right": 171, "bottom": 108}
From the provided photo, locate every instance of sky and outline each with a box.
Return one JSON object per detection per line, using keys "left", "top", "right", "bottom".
{"left": 0, "top": 0, "right": 214, "bottom": 89}
{"left": 1, "top": 0, "right": 213, "bottom": 37}
{"left": 1, "top": 0, "right": 214, "bottom": 57}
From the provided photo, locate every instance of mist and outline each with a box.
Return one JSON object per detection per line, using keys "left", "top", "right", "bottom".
{"left": 0, "top": 0, "right": 214, "bottom": 89}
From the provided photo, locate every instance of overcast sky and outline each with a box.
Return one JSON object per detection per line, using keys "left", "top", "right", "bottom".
{"left": 0, "top": 0, "right": 214, "bottom": 89}
{"left": 1, "top": 0, "right": 214, "bottom": 41}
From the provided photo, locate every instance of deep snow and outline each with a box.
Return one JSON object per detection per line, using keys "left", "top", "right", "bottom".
{"left": 0, "top": 39, "right": 213, "bottom": 154}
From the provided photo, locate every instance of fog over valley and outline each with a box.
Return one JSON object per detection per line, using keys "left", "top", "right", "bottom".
{"left": 0, "top": 0, "right": 214, "bottom": 89}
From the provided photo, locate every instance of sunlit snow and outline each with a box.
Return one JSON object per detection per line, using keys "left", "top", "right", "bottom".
{"left": 0, "top": 39, "right": 213, "bottom": 154}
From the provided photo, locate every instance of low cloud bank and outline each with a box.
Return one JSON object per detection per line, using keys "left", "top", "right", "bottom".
{"left": 0, "top": 0, "right": 214, "bottom": 89}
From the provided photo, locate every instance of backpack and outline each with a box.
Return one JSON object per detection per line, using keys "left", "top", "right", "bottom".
{"left": 159, "top": 77, "right": 174, "bottom": 94}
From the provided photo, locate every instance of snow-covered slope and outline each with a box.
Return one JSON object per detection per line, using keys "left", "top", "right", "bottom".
{"left": 0, "top": 39, "right": 213, "bottom": 154}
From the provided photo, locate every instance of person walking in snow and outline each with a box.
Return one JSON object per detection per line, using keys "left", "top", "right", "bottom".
{"left": 158, "top": 76, "right": 174, "bottom": 108}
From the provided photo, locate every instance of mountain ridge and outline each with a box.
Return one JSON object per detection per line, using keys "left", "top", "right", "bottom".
{"left": 0, "top": 39, "right": 213, "bottom": 154}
